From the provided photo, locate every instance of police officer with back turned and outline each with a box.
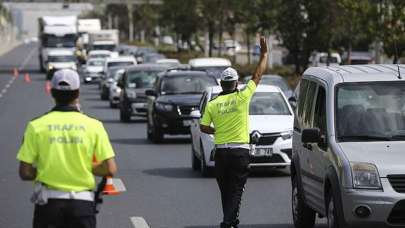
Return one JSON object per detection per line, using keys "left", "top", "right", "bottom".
{"left": 200, "top": 37, "right": 268, "bottom": 228}
{"left": 17, "top": 69, "right": 117, "bottom": 228}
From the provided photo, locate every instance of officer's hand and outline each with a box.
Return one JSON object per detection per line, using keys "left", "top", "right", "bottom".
{"left": 260, "top": 37, "right": 268, "bottom": 56}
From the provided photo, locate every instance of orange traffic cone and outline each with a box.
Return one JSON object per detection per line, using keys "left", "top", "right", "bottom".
{"left": 13, "top": 68, "right": 19, "bottom": 77}
{"left": 103, "top": 176, "right": 120, "bottom": 195}
{"left": 24, "top": 73, "right": 31, "bottom": 83}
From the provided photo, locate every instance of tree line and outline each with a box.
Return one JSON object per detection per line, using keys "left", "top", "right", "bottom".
{"left": 93, "top": 0, "right": 404, "bottom": 73}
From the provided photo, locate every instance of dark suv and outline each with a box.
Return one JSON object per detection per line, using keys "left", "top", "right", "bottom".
{"left": 145, "top": 70, "right": 218, "bottom": 142}
{"left": 118, "top": 64, "right": 169, "bottom": 122}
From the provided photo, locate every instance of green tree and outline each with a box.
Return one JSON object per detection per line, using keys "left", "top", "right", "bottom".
{"left": 160, "top": 0, "right": 200, "bottom": 51}
{"left": 380, "top": 0, "right": 405, "bottom": 63}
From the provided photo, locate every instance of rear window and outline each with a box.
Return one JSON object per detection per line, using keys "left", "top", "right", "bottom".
{"left": 107, "top": 61, "right": 134, "bottom": 68}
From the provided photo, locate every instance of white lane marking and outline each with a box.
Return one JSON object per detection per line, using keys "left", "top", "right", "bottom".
{"left": 0, "top": 45, "right": 36, "bottom": 100}
{"left": 130, "top": 217, "right": 150, "bottom": 228}
{"left": 18, "top": 45, "right": 37, "bottom": 71}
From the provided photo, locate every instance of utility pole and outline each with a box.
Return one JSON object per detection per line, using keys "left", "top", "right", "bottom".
{"left": 127, "top": 1, "right": 134, "bottom": 42}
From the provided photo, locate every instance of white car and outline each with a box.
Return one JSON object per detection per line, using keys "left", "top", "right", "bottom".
{"left": 309, "top": 52, "right": 342, "bottom": 67}
{"left": 190, "top": 84, "right": 294, "bottom": 176}
{"left": 104, "top": 56, "right": 137, "bottom": 75}
{"left": 47, "top": 49, "right": 77, "bottom": 72}
{"left": 87, "top": 50, "right": 113, "bottom": 59}
{"left": 82, "top": 58, "right": 105, "bottom": 83}
{"left": 108, "top": 69, "right": 125, "bottom": 108}
{"left": 188, "top": 57, "right": 231, "bottom": 81}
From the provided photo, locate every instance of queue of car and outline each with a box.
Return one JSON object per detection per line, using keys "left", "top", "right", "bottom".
{"left": 80, "top": 45, "right": 295, "bottom": 177}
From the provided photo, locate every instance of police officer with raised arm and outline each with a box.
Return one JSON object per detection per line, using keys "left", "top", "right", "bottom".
{"left": 17, "top": 69, "right": 118, "bottom": 228}
{"left": 200, "top": 37, "right": 268, "bottom": 228}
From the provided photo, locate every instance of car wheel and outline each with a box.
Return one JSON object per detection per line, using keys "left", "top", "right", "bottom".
{"left": 191, "top": 144, "right": 201, "bottom": 171}
{"left": 120, "top": 109, "right": 130, "bottom": 122}
{"left": 151, "top": 122, "right": 163, "bottom": 143}
{"left": 292, "top": 174, "right": 316, "bottom": 228}
{"left": 110, "top": 101, "right": 117, "bottom": 108}
{"left": 327, "top": 191, "right": 340, "bottom": 228}
{"left": 200, "top": 141, "right": 211, "bottom": 177}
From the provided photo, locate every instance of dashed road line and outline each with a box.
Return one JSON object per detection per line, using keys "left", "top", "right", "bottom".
{"left": 0, "top": 45, "right": 36, "bottom": 100}
{"left": 18, "top": 45, "right": 37, "bottom": 71}
{"left": 130, "top": 217, "right": 150, "bottom": 228}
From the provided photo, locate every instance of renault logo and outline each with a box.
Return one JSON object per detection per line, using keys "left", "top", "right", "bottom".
{"left": 251, "top": 131, "right": 262, "bottom": 143}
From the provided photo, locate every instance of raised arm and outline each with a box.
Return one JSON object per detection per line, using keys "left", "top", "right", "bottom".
{"left": 251, "top": 37, "right": 269, "bottom": 85}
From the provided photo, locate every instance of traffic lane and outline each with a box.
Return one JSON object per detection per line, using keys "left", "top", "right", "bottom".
{"left": 0, "top": 42, "right": 38, "bottom": 72}
{"left": 78, "top": 85, "right": 327, "bottom": 228}
{"left": 0, "top": 71, "right": 54, "bottom": 227}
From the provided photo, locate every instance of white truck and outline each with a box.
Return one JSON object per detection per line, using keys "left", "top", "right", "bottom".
{"left": 38, "top": 16, "right": 78, "bottom": 72}
{"left": 88, "top": 30, "right": 119, "bottom": 52}
{"left": 77, "top": 19, "right": 101, "bottom": 62}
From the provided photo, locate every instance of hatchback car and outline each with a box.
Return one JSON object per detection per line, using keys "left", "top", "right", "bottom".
{"left": 145, "top": 70, "right": 218, "bottom": 142}
{"left": 82, "top": 58, "right": 105, "bottom": 83}
{"left": 118, "top": 64, "right": 170, "bottom": 122}
{"left": 291, "top": 64, "right": 405, "bottom": 228}
{"left": 190, "top": 84, "right": 294, "bottom": 176}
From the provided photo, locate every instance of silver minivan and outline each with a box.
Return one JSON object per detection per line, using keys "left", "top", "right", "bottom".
{"left": 291, "top": 64, "right": 405, "bottom": 228}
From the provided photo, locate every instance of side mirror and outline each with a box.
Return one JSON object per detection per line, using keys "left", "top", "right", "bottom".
{"left": 288, "top": 96, "right": 297, "bottom": 110}
{"left": 302, "top": 128, "right": 321, "bottom": 144}
{"left": 190, "top": 110, "right": 201, "bottom": 119}
{"left": 145, "top": 89, "right": 157, "bottom": 97}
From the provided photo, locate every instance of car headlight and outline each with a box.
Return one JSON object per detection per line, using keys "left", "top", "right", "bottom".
{"left": 126, "top": 90, "right": 136, "bottom": 98}
{"left": 48, "top": 65, "right": 54, "bottom": 70}
{"left": 351, "top": 162, "right": 382, "bottom": 189}
{"left": 280, "top": 130, "right": 293, "bottom": 140}
{"left": 155, "top": 102, "right": 173, "bottom": 112}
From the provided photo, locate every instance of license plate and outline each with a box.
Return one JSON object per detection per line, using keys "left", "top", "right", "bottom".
{"left": 255, "top": 148, "right": 273, "bottom": 156}
{"left": 183, "top": 120, "right": 193, "bottom": 126}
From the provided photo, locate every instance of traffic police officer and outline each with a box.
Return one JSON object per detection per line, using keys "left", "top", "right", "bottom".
{"left": 200, "top": 37, "right": 268, "bottom": 228}
{"left": 17, "top": 69, "right": 117, "bottom": 228}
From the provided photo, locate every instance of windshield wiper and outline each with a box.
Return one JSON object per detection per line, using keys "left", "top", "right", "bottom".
{"left": 338, "top": 135, "right": 392, "bottom": 142}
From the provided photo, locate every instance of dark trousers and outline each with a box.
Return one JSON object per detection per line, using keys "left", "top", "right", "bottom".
{"left": 33, "top": 199, "right": 96, "bottom": 228}
{"left": 215, "top": 148, "right": 250, "bottom": 228}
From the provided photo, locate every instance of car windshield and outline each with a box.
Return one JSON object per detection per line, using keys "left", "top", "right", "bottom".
{"left": 161, "top": 75, "right": 217, "bottom": 95}
{"left": 320, "top": 56, "right": 338, "bottom": 63}
{"left": 126, "top": 71, "right": 159, "bottom": 88}
{"left": 43, "top": 34, "right": 76, "bottom": 48}
{"left": 90, "top": 54, "right": 109, "bottom": 59}
{"left": 87, "top": 60, "right": 104, "bottom": 66}
{"left": 107, "top": 68, "right": 122, "bottom": 78}
{"left": 107, "top": 61, "right": 133, "bottom": 68}
{"left": 250, "top": 92, "right": 291, "bottom": 115}
{"left": 93, "top": 44, "right": 116, "bottom": 51}
{"left": 48, "top": 55, "right": 76, "bottom": 62}
{"left": 336, "top": 82, "right": 405, "bottom": 142}
{"left": 192, "top": 66, "right": 228, "bottom": 79}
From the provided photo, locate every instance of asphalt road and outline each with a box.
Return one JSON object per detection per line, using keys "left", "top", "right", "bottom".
{"left": 0, "top": 43, "right": 326, "bottom": 228}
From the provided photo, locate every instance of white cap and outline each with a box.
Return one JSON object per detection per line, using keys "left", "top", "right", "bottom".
{"left": 220, "top": 67, "right": 238, "bottom": 81}
{"left": 51, "top": 69, "right": 80, "bottom": 91}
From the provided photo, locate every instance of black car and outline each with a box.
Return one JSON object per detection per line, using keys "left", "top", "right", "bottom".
{"left": 145, "top": 70, "right": 218, "bottom": 142}
{"left": 118, "top": 64, "right": 170, "bottom": 122}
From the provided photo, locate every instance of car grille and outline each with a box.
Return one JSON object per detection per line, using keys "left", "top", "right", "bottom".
{"left": 388, "top": 200, "right": 405, "bottom": 225}
{"left": 387, "top": 175, "right": 405, "bottom": 193}
{"left": 251, "top": 154, "right": 285, "bottom": 164}
{"left": 250, "top": 133, "right": 280, "bottom": 145}
{"left": 177, "top": 106, "right": 197, "bottom": 115}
